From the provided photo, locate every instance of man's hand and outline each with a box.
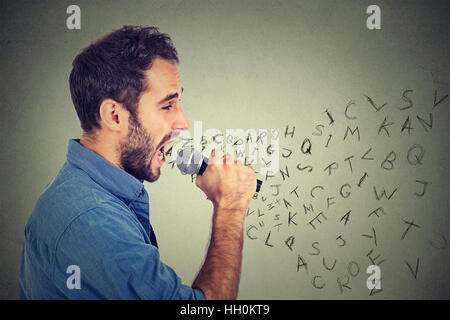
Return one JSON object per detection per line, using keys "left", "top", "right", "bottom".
{"left": 195, "top": 149, "right": 257, "bottom": 213}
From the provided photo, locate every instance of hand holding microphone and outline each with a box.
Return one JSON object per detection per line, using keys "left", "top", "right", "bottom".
{"left": 176, "top": 147, "right": 262, "bottom": 191}
{"left": 176, "top": 147, "right": 262, "bottom": 211}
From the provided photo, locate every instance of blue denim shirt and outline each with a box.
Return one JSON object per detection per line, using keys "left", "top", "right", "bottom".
{"left": 19, "top": 139, "right": 205, "bottom": 300}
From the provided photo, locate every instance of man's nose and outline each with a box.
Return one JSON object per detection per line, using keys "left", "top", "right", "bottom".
{"left": 172, "top": 106, "right": 190, "bottom": 131}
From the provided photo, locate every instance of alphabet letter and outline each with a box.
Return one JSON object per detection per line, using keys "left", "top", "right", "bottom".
{"left": 366, "top": 5, "right": 381, "bottom": 30}
{"left": 66, "top": 5, "right": 81, "bottom": 30}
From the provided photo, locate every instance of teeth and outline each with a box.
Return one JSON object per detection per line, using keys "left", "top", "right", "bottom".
{"left": 158, "top": 151, "right": 163, "bottom": 160}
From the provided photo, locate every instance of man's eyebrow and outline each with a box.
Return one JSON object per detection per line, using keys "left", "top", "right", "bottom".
{"left": 157, "top": 87, "right": 184, "bottom": 105}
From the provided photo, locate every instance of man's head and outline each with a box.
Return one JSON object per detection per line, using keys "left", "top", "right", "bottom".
{"left": 69, "top": 26, "right": 189, "bottom": 182}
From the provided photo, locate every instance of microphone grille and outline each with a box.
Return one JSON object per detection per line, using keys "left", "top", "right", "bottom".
{"left": 176, "top": 147, "right": 204, "bottom": 175}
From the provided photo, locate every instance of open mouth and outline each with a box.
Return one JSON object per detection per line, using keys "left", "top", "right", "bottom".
{"left": 155, "top": 131, "right": 182, "bottom": 164}
{"left": 157, "top": 145, "right": 165, "bottom": 163}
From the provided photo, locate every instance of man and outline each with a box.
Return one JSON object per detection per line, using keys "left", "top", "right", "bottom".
{"left": 19, "top": 26, "right": 256, "bottom": 299}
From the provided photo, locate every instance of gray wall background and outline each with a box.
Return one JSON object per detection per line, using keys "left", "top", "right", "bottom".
{"left": 0, "top": 0, "right": 449, "bottom": 299}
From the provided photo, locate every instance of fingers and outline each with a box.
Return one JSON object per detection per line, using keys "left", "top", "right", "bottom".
{"left": 198, "top": 149, "right": 257, "bottom": 209}
{"left": 224, "top": 154, "right": 234, "bottom": 164}
{"left": 209, "top": 149, "right": 240, "bottom": 165}
{"left": 209, "top": 149, "right": 224, "bottom": 164}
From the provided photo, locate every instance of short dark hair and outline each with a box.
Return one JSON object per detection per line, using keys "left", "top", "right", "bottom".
{"left": 69, "top": 26, "right": 179, "bottom": 133}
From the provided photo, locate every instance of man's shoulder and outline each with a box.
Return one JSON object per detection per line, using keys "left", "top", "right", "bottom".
{"left": 25, "top": 162, "right": 130, "bottom": 245}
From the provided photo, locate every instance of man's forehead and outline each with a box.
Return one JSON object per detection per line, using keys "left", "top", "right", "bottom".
{"left": 145, "top": 57, "right": 181, "bottom": 91}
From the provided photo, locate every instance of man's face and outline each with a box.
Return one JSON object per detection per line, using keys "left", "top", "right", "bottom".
{"left": 119, "top": 58, "right": 189, "bottom": 182}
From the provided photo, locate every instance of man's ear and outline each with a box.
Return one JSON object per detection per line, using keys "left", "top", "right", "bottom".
{"left": 98, "top": 99, "right": 128, "bottom": 132}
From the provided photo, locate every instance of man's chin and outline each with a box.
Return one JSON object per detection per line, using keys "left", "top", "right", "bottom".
{"left": 126, "top": 164, "right": 160, "bottom": 183}
{"left": 145, "top": 166, "right": 161, "bottom": 183}
{"left": 148, "top": 172, "right": 160, "bottom": 182}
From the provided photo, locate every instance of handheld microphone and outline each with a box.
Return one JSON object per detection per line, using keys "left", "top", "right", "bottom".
{"left": 176, "top": 147, "right": 262, "bottom": 192}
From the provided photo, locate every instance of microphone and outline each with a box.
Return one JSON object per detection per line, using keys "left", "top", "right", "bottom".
{"left": 176, "top": 147, "right": 262, "bottom": 192}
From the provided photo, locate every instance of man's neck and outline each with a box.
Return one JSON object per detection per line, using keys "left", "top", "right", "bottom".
{"left": 80, "top": 132, "right": 122, "bottom": 169}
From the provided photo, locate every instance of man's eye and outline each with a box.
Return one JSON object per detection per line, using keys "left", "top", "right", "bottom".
{"left": 162, "top": 105, "right": 173, "bottom": 110}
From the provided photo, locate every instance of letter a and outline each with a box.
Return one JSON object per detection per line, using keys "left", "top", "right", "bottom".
{"left": 66, "top": 5, "right": 81, "bottom": 30}
{"left": 366, "top": 5, "right": 381, "bottom": 30}
{"left": 366, "top": 265, "right": 381, "bottom": 289}
{"left": 66, "top": 265, "right": 81, "bottom": 289}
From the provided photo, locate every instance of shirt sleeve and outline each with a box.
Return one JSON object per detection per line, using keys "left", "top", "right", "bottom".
{"left": 53, "top": 203, "right": 205, "bottom": 300}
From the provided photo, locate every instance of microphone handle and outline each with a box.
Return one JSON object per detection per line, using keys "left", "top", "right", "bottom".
{"left": 197, "top": 158, "right": 262, "bottom": 192}
{"left": 198, "top": 158, "right": 208, "bottom": 175}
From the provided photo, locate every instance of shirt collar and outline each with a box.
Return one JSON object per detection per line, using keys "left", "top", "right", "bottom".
{"left": 66, "top": 139, "right": 145, "bottom": 205}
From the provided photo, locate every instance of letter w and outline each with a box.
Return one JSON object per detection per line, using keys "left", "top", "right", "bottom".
{"left": 373, "top": 186, "right": 398, "bottom": 200}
